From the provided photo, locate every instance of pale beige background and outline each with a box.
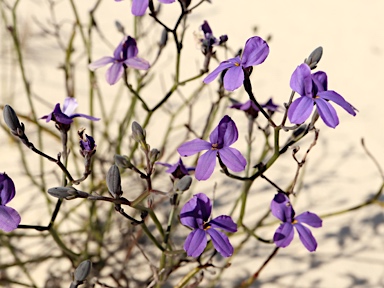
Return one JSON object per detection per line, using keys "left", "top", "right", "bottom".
{"left": 1, "top": 0, "right": 384, "bottom": 287}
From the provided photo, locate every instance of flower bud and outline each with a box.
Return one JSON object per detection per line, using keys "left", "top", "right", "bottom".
{"left": 305, "top": 46, "right": 323, "bottom": 69}
{"left": 131, "top": 121, "right": 146, "bottom": 143}
{"left": 74, "top": 259, "right": 92, "bottom": 282}
{"left": 48, "top": 186, "right": 79, "bottom": 199}
{"left": 114, "top": 154, "right": 134, "bottom": 169}
{"left": 149, "top": 148, "right": 160, "bottom": 165}
{"left": 159, "top": 28, "right": 168, "bottom": 49}
{"left": 3, "top": 105, "right": 25, "bottom": 138}
{"left": 115, "top": 20, "right": 125, "bottom": 34}
{"left": 106, "top": 164, "right": 122, "bottom": 198}
{"left": 176, "top": 175, "right": 192, "bottom": 192}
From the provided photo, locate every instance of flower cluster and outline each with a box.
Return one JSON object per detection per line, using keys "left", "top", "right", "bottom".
{"left": 180, "top": 193, "right": 237, "bottom": 257}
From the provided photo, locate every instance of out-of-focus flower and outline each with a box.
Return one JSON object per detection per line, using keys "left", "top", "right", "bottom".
{"left": 270, "top": 193, "right": 322, "bottom": 252}
{"left": 79, "top": 133, "right": 96, "bottom": 158}
{"left": 115, "top": 0, "right": 175, "bottom": 16}
{"left": 288, "top": 63, "right": 356, "bottom": 128}
{"left": 41, "top": 97, "right": 99, "bottom": 127}
{"left": 178, "top": 115, "right": 246, "bottom": 181}
{"left": 180, "top": 193, "right": 237, "bottom": 257}
{"left": 88, "top": 36, "right": 150, "bottom": 85}
{"left": 203, "top": 36, "right": 269, "bottom": 91}
{"left": 156, "top": 158, "right": 194, "bottom": 179}
{"left": 230, "top": 98, "right": 281, "bottom": 119}
{"left": 0, "top": 173, "right": 21, "bottom": 232}
{"left": 199, "top": 21, "right": 228, "bottom": 55}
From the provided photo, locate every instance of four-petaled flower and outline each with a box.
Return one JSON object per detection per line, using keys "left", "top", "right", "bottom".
{"left": 157, "top": 158, "right": 194, "bottom": 179}
{"left": 115, "top": 0, "right": 175, "bottom": 17}
{"left": 0, "top": 173, "right": 21, "bottom": 232}
{"left": 41, "top": 97, "right": 99, "bottom": 129}
{"left": 88, "top": 36, "right": 150, "bottom": 85}
{"left": 288, "top": 63, "right": 356, "bottom": 128}
{"left": 271, "top": 193, "right": 322, "bottom": 252}
{"left": 177, "top": 115, "right": 246, "bottom": 181}
{"left": 180, "top": 193, "right": 237, "bottom": 257}
{"left": 203, "top": 36, "right": 269, "bottom": 91}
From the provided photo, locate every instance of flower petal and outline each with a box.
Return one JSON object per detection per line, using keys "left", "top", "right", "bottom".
{"left": 223, "top": 65, "right": 244, "bottom": 91}
{"left": 123, "top": 36, "right": 138, "bottom": 59}
{"left": 203, "top": 60, "right": 236, "bottom": 84}
{"left": 62, "top": 97, "right": 78, "bottom": 116}
{"left": 158, "top": 0, "right": 175, "bottom": 3}
{"left": 180, "top": 195, "right": 203, "bottom": 229}
{"left": 294, "top": 223, "right": 318, "bottom": 252}
{"left": 295, "top": 212, "right": 322, "bottom": 228}
{"left": 290, "top": 64, "right": 312, "bottom": 96}
{"left": 315, "top": 98, "right": 339, "bottom": 128}
{"left": 218, "top": 147, "right": 246, "bottom": 172}
{"left": 105, "top": 63, "right": 124, "bottom": 85}
{"left": 124, "top": 57, "right": 150, "bottom": 70}
{"left": 195, "top": 150, "right": 217, "bottom": 180}
{"left": 184, "top": 229, "right": 207, "bottom": 257}
{"left": 51, "top": 104, "right": 73, "bottom": 124}
{"left": 194, "top": 193, "right": 212, "bottom": 221}
{"left": 312, "top": 71, "right": 327, "bottom": 91}
{"left": 206, "top": 228, "right": 234, "bottom": 257}
{"left": 0, "top": 173, "right": 15, "bottom": 204}
{"left": 210, "top": 215, "right": 237, "bottom": 233}
{"left": 288, "top": 96, "right": 314, "bottom": 124}
{"left": 70, "top": 113, "right": 100, "bottom": 121}
{"left": 241, "top": 36, "right": 269, "bottom": 67}
{"left": 270, "top": 193, "right": 294, "bottom": 223}
{"left": 88, "top": 57, "right": 114, "bottom": 71}
{"left": 178, "top": 139, "right": 211, "bottom": 157}
{"left": 131, "top": 0, "right": 149, "bottom": 16}
{"left": 209, "top": 115, "right": 238, "bottom": 147}
{"left": 273, "top": 222, "right": 294, "bottom": 248}
{"left": 0, "top": 206, "right": 21, "bottom": 232}
{"left": 318, "top": 90, "right": 356, "bottom": 116}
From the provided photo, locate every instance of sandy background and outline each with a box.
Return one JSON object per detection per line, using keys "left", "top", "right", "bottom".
{"left": 1, "top": 0, "right": 384, "bottom": 287}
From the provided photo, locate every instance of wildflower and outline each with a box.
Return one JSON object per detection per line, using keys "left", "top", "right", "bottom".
{"left": 0, "top": 173, "right": 21, "bottom": 232}
{"left": 157, "top": 158, "right": 194, "bottom": 179}
{"left": 177, "top": 115, "right": 246, "bottom": 181}
{"left": 41, "top": 97, "right": 99, "bottom": 128}
{"left": 180, "top": 193, "right": 237, "bottom": 257}
{"left": 115, "top": 0, "right": 175, "bottom": 17}
{"left": 203, "top": 36, "right": 269, "bottom": 91}
{"left": 88, "top": 36, "right": 150, "bottom": 85}
{"left": 230, "top": 98, "right": 281, "bottom": 119}
{"left": 271, "top": 193, "right": 322, "bottom": 252}
{"left": 79, "top": 130, "right": 96, "bottom": 158}
{"left": 288, "top": 63, "right": 356, "bottom": 128}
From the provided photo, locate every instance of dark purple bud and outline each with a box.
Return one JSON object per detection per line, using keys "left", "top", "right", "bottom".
{"left": 305, "top": 46, "right": 323, "bottom": 70}
{"left": 106, "top": 165, "right": 122, "bottom": 198}
{"left": 219, "top": 35, "right": 228, "bottom": 45}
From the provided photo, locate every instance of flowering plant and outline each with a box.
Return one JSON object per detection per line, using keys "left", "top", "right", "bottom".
{"left": 1, "top": 1, "right": 381, "bottom": 288}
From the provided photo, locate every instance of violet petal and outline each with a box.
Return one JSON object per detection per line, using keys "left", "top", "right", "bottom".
{"left": 184, "top": 229, "right": 207, "bottom": 257}
{"left": 210, "top": 215, "right": 237, "bottom": 233}
{"left": 218, "top": 147, "right": 246, "bottom": 172}
{"left": 178, "top": 139, "right": 211, "bottom": 156}
{"left": 195, "top": 150, "right": 217, "bottom": 181}
{"left": 273, "top": 222, "right": 294, "bottom": 248}
{"left": 295, "top": 212, "right": 322, "bottom": 228}
{"left": 206, "top": 228, "right": 234, "bottom": 257}
{"left": 294, "top": 223, "right": 318, "bottom": 252}
{"left": 288, "top": 96, "right": 314, "bottom": 124}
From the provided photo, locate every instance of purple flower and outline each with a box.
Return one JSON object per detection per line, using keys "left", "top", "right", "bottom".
{"left": 230, "top": 98, "right": 281, "bottom": 119}
{"left": 127, "top": 0, "right": 175, "bottom": 16}
{"left": 271, "top": 193, "right": 322, "bottom": 252}
{"left": 288, "top": 63, "right": 357, "bottom": 128}
{"left": 203, "top": 36, "right": 269, "bottom": 91}
{"left": 180, "top": 193, "right": 237, "bottom": 257}
{"left": 177, "top": 115, "right": 246, "bottom": 181}
{"left": 0, "top": 173, "right": 21, "bottom": 232}
{"left": 199, "top": 21, "right": 228, "bottom": 54}
{"left": 79, "top": 133, "right": 96, "bottom": 157}
{"left": 41, "top": 97, "right": 100, "bottom": 126}
{"left": 88, "top": 36, "right": 150, "bottom": 85}
{"left": 157, "top": 158, "right": 194, "bottom": 179}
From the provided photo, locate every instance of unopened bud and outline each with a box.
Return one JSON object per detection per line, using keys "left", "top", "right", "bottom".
{"left": 48, "top": 186, "right": 78, "bottom": 199}
{"left": 3, "top": 105, "right": 24, "bottom": 136}
{"left": 305, "top": 46, "right": 323, "bottom": 69}
{"left": 106, "top": 165, "right": 122, "bottom": 198}
{"left": 176, "top": 175, "right": 192, "bottom": 192}
{"left": 74, "top": 259, "right": 92, "bottom": 282}
{"left": 115, "top": 20, "right": 125, "bottom": 34}
{"left": 159, "top": 28, "right": 168, "bottom": 48}
{"left": 114, "top": 154, "right": 134, "bottom": 169}
{"left": 149, "top": 148, "right": 160, "bottom": 164}
{"left": 131, "top": 121, "right": 146, "bottom": 143}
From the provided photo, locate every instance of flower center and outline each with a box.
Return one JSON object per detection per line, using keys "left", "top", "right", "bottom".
{"left": 292, "top": 219, "right": 298, "bottom": 224}
{"left": 234, "top": 62, "right": 240, "bottom": 66}
{"left": 203, "top": 222, "right": 211, "bottom": 230}
{"left": 211, "top": 143, "right": 219, "bottom": 150}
